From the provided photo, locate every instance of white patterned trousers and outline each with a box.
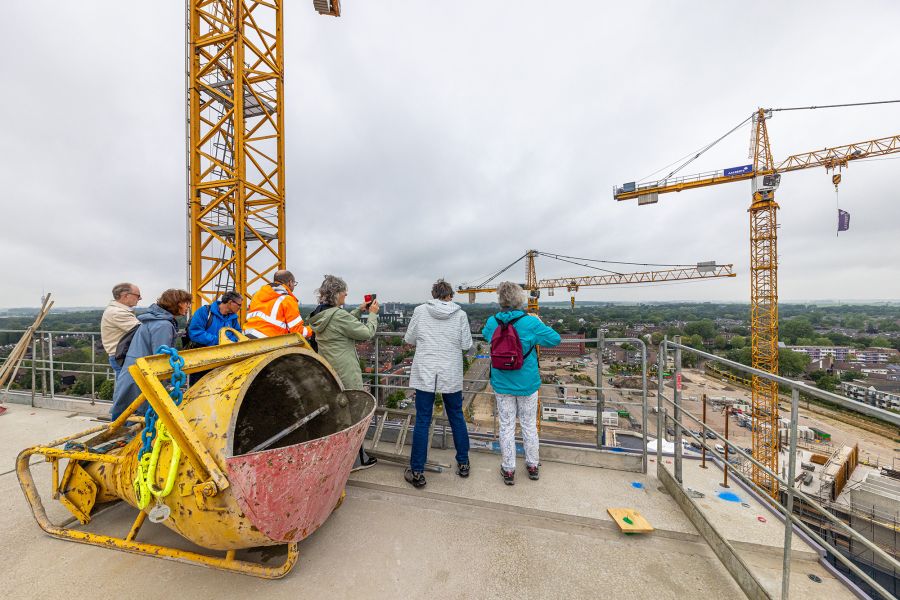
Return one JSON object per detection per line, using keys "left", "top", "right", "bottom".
{"left": 495, "top": 391, "right": 539, "bottom": 471}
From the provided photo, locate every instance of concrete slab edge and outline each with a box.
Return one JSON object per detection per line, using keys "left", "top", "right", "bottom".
{"left": 3, "top": 390, "right": 110, "bottom": 416}
{"left": 468, "top": 441, "right": 643, "bottom": 472}
{"left": 347, "top": 478, "right": 701, "bottom": 544}
{"left": 730, "top": 539, "right": 820, "bottom": 562}
{"left": 701, "top": 458, "right": 873, "bottom": 598}
{"left": 658, "top": 463, "right": 773, "bottom": 600}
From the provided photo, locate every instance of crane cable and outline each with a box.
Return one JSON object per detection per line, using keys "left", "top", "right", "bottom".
{"left": 537, "top": 253, "right": 624, "bottom": 276}
{"left": 463, "top": 253, "right": 527, "bottom": 289}
{"left": 642, "top": 99, "right": 900, "bottom": 184}
{"left": 661, "top": 114, "right": 753, "bottom": 181}
{"left": 770, "top": 99, "right": 900, "bottom": 112}
{"left": 536, "top": 252, "right": 699, "bottom": 269}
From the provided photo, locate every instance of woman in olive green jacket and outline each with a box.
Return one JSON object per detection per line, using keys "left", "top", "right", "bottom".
{"left": 308, "top": 274, "right": 380, "bottom": 470}
{"left": 308, "top": 275, "right": 379, "bottom": 390}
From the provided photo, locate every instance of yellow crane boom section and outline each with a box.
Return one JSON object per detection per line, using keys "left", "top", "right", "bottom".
{"left": 458, "top": 264, "right": 734, "bottom": 298}
{"left": 613, "top": 133, "right": 900, "bottom": 201}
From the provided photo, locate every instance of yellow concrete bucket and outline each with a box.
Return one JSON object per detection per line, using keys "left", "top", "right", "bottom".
{"left": 16, "top": 332, "right": 375, "bottom": 578}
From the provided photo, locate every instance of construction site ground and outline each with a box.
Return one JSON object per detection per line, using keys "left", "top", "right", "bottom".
{"left": 468, "top": 362, "right": 898, "bottom": 467}
{"left": 679, "top": 368, "right": 899, "bottom": 467}
{"left": 1, "top": 403, "right": 859, "bottom": 599}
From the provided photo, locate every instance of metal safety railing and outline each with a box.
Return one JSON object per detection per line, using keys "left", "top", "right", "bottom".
{"left": 1, "top": 326, "right": 651, "bottom": 471}
{"left": 0, "top": 329, "right": 114, "bottom": 402}
{"left": 657, "top": 336, "right": 900, "bottom": 600}
{"left": 361, "top": 329, "right": 650, "bottom": 473}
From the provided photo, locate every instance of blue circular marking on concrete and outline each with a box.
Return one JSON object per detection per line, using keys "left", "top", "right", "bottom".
{"left": 717, "top": 491, "right": 741, "bottom": 503}
{"left": 631, "top": 481, "right": 644, "bottom": 489}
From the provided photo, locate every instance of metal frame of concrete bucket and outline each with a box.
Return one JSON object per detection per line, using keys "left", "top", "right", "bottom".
{"left": 16, "top": 330, "right": 376, "bottom": 578}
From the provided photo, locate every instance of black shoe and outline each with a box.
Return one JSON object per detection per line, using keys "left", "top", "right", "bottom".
{"left": 351, "top": 454, "right": 378, "bottom": 472}
{"left": 500, "top": 468, "right": 515, "bottom": 486}
{"left": 404, "top": 468, "right": 426, "bottom": 488}
{"left": 527, "top": 464, "right": 540, "bottom": 480}
{"left": 457, "top": 462, "right": 470, "bottom": 478}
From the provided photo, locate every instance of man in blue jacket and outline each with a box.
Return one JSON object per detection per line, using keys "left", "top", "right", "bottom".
{"left": 186, "top": 291, "right": 243, "bottom": 385}
{"left": 188, "top": 290, "right": 243, "bottom": 347}
{"left": 483, "top": 282, "right": 560, "bottom": 485}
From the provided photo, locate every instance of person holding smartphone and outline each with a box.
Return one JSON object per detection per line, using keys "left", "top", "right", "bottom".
{"left": 308, "top": 274, "right": 380, "bottom": 470}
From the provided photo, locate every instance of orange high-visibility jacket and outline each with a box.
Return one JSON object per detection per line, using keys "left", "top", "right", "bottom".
{"left": 243, "top": 283, "right": 312, "bottom": 339}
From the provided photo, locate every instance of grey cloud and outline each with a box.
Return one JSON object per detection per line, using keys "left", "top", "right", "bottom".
{"left": 2, "top": 1, "right": 899, "bottom": 307}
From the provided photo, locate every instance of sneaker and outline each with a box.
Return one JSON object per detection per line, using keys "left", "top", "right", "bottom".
{"left": 457, "top": 462, "right": 470, "bottom": 478}
{"left": 500, "top": 468, "right": 515, "bottom": 486}
{"left": 351, "top": 454, "right": 378, "bottom": 472}
{"left": 404, "top": 468, "right": 426, "bottom": 488}
{"left": 527, "top": 464, "right": 540, "bottom": 481}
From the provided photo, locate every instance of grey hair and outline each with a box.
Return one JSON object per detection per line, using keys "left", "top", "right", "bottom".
{"left": 112, "top": 282, "right": 134, "bottom": 300}
{"left": 316, "top": 274, "right": 348, "bottom": 305}
{"left": 496, "top": 281, "right": 527, "bottom": 311}
{"left": 431, "top": 279, "right": 454, "bottom": 300}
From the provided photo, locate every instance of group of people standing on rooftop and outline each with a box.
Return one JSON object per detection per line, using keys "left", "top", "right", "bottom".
{"left": 99, "top": 273, "right": 560, "bottom": 486}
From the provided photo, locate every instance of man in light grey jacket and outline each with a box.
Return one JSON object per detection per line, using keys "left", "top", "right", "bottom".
{"left": 100, "top": 282, "right": 141, "bottom": 376}
{"left": 403, "top": 279, "right": 473, "bottom": 488}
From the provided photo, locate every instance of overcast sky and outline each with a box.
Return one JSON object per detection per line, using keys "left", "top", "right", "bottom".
{"left": 2, "top": 1, "right": 899, "bottom": 308}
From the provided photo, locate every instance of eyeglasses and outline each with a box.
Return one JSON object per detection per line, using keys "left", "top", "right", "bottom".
{"left": 128, "top": 292, "right": 142, "bottom": 300}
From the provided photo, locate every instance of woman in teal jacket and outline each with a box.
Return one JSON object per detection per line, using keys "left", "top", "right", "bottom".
{"left": 482, "top": 282, "right": 560, "bottom": 485}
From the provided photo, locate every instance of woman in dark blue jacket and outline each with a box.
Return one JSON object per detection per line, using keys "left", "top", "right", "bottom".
{"left": 110, "top": 289, "right": 192, "bottom": 420}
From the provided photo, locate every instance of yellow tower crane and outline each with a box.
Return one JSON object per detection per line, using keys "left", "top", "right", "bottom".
{"left": 457, "top": 250, "right": 736, "bottom": 311}
{"left": 458, "top": 250, "right": 735, "bottom": 438}
{"left": 187, "top": 0, "right": 341, "bottom": 317}
{"left": 614, "top": 104, "right": 900, "bottom": 498}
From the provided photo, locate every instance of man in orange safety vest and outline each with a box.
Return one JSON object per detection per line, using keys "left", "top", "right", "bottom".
{"left": 243, "top": 270, "right": 312, "bottom": 340}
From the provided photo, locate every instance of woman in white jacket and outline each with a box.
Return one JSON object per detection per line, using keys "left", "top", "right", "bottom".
{"left": 403, "top": 279, "right": 473, "bottom": 488}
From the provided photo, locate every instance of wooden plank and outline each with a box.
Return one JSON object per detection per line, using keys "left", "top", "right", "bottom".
{"left": 0, "top": 294, "right": 53, "bottom": 391}
{"left": 607, "top": 508, "right": 654, "bottom": 533}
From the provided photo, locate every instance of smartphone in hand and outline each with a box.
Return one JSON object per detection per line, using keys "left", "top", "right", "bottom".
{"left": 364, "top": 293, "right": 377, "bottom": 309}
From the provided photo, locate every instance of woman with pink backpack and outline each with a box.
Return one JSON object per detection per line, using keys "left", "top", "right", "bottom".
{"left": 482, "top": 282, "right": 561, "bottom": 485}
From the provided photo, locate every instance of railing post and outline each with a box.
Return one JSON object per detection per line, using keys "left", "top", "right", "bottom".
{"left": 656, "top": 338, "right": 665, "bottom": 466}
{"left": 781, "top": 387, "right": 801, "bottom": 600}
{"left": 673, "top": 336, "right": 683, "bottom": 484}
{"left": 722, "top": 407, "right": 730, "bottom": 488}
{"left": 90, "top": 334, "right": 96, "bottom": 399}
{"left": 39, "top": 334, "right": 46, "bottom": 396}
{"left": 701, "top": 393, "right": 708, "bottom": 469}
{"left": 31, "top": 337, "right": 37, "bottom": 406}
{"left": 596, "top": 329, "right": 604, "bottom": 448}
{"left": 374, "top": 334, "right": 380, "bottom": 406}
{"left": 47, "top": 332, "right": 55, "bottom": 399}
{"left": 640, "top": 339, "right": 648, "bottom": 474}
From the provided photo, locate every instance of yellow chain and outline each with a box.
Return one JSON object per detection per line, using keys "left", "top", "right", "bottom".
{"left": 133, "top": 423, "right": 183, "bottom": 509}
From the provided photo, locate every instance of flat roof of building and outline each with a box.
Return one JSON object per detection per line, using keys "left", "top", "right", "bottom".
{"left": 1, "top": 403, "right": 858, "bottom": 599}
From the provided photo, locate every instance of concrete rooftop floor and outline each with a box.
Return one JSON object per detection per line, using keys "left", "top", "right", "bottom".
{"left": 0, "top": 403, "right": 860, "bottom": 599}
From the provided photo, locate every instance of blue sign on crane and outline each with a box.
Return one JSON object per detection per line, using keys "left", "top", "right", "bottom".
{"left": 723, "top": 164, "right": 753, "bottom": 176}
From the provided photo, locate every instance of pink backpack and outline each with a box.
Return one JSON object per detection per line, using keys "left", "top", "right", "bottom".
{"left": 490, "top": 314, "right": 534, "bottom": 370}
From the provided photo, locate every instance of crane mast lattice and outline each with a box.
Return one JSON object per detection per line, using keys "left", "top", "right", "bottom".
{"left": 187, "top": 0, "right": 340, "bottom": 318}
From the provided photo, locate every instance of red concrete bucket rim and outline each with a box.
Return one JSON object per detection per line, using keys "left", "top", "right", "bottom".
{"left": 225, "top": 390, "right": 375, "bottom": 543}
